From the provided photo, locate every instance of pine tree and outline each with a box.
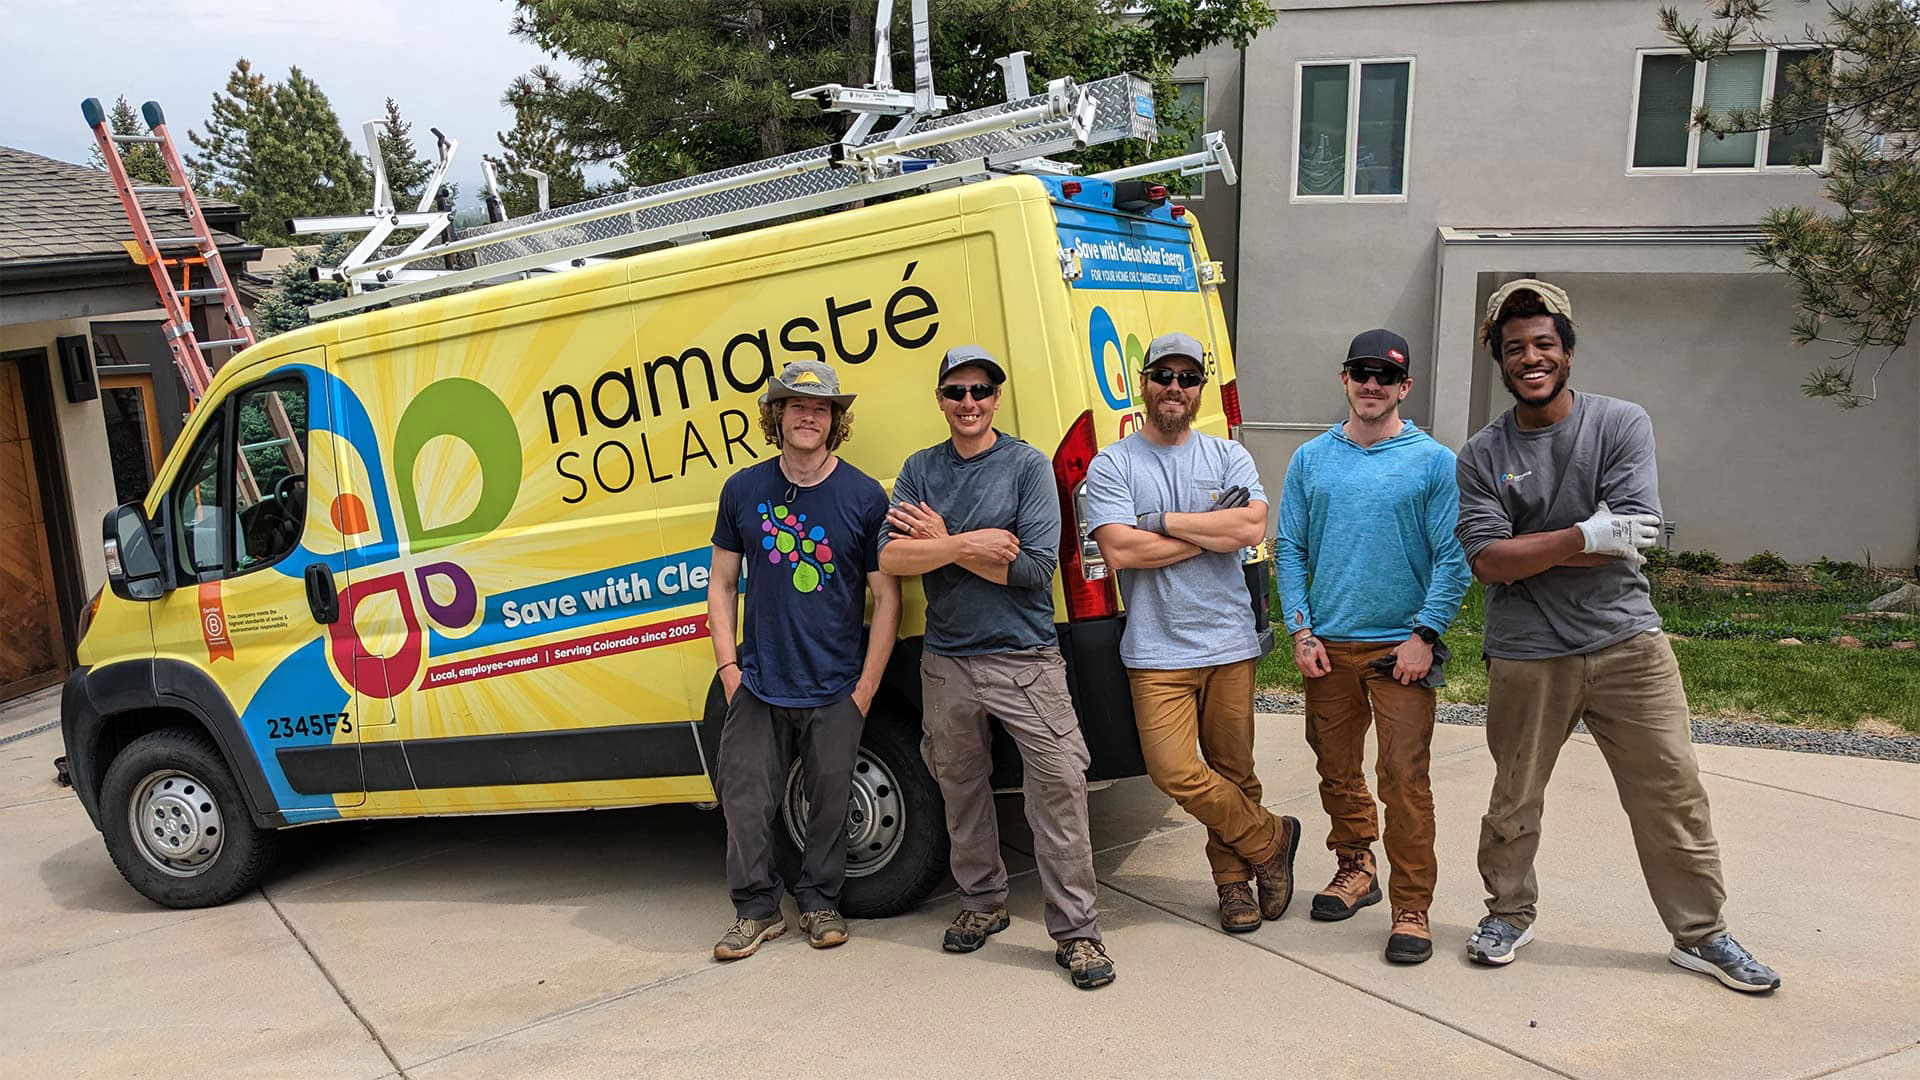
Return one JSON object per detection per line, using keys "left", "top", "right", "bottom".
{"left": 252, "top": 233, "right": 356, "bottom": 337}
{"left": 498, "top": 66, "right": 594, "bottom": 216}
{"left": 87, "top": 96, "right": 171, "bottom": 184}
{"left": 375, "top": 98, "right": 439, "bottom": 210}
{"left": 504, "top": 1, "right": 1273, "bottom": 190}
{"left": 1660, "top": 0, "right": 1917, "bottom": 407}
{"left": 187, "top": 60, "right": 372, "bottom": 246}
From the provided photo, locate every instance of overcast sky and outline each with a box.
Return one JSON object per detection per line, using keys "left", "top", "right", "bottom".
{"left": 0, "top": 0, "right": 588, "bottom": 207}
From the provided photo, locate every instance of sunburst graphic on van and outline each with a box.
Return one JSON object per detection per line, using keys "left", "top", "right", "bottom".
{"left": 758, "top": 502, "right": 835, "bottom": 593}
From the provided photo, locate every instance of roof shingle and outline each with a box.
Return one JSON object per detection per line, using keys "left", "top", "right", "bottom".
{"left": 0, "top": 144, "right": 249, "bottom": 265}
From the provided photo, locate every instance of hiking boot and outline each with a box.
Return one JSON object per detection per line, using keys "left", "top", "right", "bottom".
{"left": 713, "top": 914, "right": 786, "bottom": 961}
{"left": 1217, "top": 881, "right": 1262, "bottom": 933}
{"left": 1669, "top": 933, "right": 1780, "bottom": 993}
{"left": 1250, "top": 814, "right": 1303, "bottom": 920}
{"left": 1385, "top": 908, "right": 1433, "bottom": 965}
{"left": 799, "top": 908, "right": 849, "bottom": 949}
{"left": 1311, "top": 849, "right": 1382, "bottom": 922}
{"left": 1055, "top": 938, "right": 1116, "bottom": 990}
{"left": 942, "top": 908, "right": 1010, "bottom": 953}
{"left": 1465, "top": 916, "right": 1533, "bottom": 966}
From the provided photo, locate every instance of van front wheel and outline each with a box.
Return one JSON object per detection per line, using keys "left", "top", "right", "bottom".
{"left": 99, "top": 728, "right": 275, "bottom": 909}
{"left": 777, "top": 711, "right": 948, "bottom": 920}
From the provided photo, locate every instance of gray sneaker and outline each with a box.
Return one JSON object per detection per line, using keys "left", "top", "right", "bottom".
{"left": 713, "top": 915, "right": 786, "bottom": 961}
{"left": 1669, "top": 933, "right": 1780, "bottom": 993}
{"left": 1466, "top": 916, "right": 1534, "bottom": 966}
{"left": 799, "top": 908, "right": 850, "bottom": 949}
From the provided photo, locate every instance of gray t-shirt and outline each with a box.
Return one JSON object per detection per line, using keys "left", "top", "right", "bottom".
{"left": 880, "top": 433, "right": 1059, "bottom": 656}
{"left": 1456, "top": 392, "right": 1663, "bottom": 659}
{"left": 1083, "top": 431, "right": 1266, "bottom": 668}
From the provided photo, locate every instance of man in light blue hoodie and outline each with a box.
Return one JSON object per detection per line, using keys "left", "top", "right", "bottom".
{"left": 1277, "top": 328, "right": 1471, "bottom": 965}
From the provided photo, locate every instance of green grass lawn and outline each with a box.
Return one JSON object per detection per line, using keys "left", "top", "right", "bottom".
{"left": 1257, "top": 580, "right": 1920, "bottom": 732}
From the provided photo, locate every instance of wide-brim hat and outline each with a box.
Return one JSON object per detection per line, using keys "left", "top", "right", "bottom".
{"left": 760, "top": 359, "right": 856, "bottom": 407}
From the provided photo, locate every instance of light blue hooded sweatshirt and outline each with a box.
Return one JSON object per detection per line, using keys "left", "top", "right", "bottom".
{"left": 1277, "top": 420, "right": 1471, "bottom": 642}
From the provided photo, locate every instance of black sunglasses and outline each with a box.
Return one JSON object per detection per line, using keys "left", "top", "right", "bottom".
{"left": 939, "top": 383, "right": 997, "bottom": 402}
{"left": 1145, "top": 367, "right": 1205, "bottom": 389}
{"left": 1345, "top": 365, "right": 1405, "bottom": 387}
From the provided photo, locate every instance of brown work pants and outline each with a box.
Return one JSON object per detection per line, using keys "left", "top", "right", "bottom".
{"left": 921, "top": 647, "right": 1100, "bottom": 942}
{"left": 1479, "top": 630, "right": 1727, "bottom": 946}
{"left": 1304, "top": 640, "right": 1437, "bottom": 911}
{"left": 1128, "top": 660, "right": 1281, "bottom": 885}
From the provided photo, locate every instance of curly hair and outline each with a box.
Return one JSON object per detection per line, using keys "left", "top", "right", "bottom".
{"left": 1481, "top": 290, "right": 1576, "bottom": 361}
{"left": 759, "top": 398, "right": 854, "bottom": 451}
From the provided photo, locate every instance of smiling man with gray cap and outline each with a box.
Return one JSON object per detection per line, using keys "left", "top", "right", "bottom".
{"left": 707, "top": 359, "right": 900, "bottom": 961}
{"left": 1082, "top": 332, "right": 1303, "bottom": 935}
{"left": 880, "top": 344, "right": 1113, "bottom": 989}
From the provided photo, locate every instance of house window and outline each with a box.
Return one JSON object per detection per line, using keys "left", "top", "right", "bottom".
{"left": 1173, "top": 79, "right": 1208, "bottom": 197}
{"left": 1631, "top": 47, "right": 1827, "bottom": 172}
{"left": 1293, "top": 58, "right": 1414, "bottom": 201}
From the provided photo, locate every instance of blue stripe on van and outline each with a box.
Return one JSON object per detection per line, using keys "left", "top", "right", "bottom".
{"left": 427, "top": 548, "right": 714, "bottom": 657}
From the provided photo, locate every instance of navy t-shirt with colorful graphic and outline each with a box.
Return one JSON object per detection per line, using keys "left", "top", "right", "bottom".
{"left": 712, "top": 457, "right": 888, "bottom": 708}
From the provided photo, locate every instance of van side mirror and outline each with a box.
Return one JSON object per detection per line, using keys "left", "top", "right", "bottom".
{"left": 104, "top": 503, "right": 167, "bottom": 601}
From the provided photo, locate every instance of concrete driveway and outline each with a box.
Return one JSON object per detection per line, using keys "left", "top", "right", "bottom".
{"left": 3, "top": 688, "right": 1916, "bottom": 1079}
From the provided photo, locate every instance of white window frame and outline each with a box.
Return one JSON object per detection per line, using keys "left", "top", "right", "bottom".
{"left": 1172, "top": 77, "right": 1208, "bottom": 198}
{"left": 1626, "top": 46, "right": 1831, "bottom": 175}
{"left": 1290, "top": 56, "right": 1416, "bottom": 204}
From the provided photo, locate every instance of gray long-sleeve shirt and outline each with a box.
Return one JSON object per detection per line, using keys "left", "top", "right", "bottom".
{"left": 1455, "top": 392, "right": 1663, "bottom": 659}
{"left": 880, "top": 432, "right": 1060, "bottom": 656}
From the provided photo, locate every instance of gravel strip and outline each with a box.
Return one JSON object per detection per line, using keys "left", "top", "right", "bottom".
{"left": 1254, "top": 692, "right": 1920, "bottom": 765}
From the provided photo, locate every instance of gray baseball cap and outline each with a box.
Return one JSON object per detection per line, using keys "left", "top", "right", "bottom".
{"left": 760, "top": 360, "right": 856, "bottom": 406}
{"left": 936, "top": 344, "right": 1006, "bottom": 386}
{"left": 1145, "top": 331, "right": 1205, "bottom": 368}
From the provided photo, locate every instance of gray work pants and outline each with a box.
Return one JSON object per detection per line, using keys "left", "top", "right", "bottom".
{"left": 719, "top": 686, "right": 865, "bottom": 919}
{"left": 921, "top": 647, "right": 1101, "bottom": 942}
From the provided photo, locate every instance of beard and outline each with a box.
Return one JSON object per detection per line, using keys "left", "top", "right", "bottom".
{"left": 1501, "top": 365, "right": 1569, "bottom": 407}
{"left": 1147, "top": 392, "right": 1197, "bottom": 435}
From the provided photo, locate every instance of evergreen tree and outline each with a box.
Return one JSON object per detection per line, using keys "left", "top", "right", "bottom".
{"left": 1661, "top": 0, "right": 1917, "bottom": 407}
{"left": 498, "top": 65, "right": 595, "bottom": 217}
{"left": 252, "top": 233, "right": 355, "bottom": 338}
{"left": 87, "top": 95, "right": 171, "bottom": 184}
{"left": 186, "top": 60, "right": 372, "bottom": 246}
{"left": 375, "top": 97, "right": 439, "bottom": 210}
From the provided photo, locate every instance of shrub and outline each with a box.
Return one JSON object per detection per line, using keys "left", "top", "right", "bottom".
{"left": 1742, "top": 550, "right": 1794, "bottom": 581}
{"left": 1812, "top": 556, "right": 1865, "bottom": 583}
{"left": 1674, "top": 550, "right": 1723, "bottom": 575}
{"left": 1644, "top": 546, "right": 1675, "bottom": 572}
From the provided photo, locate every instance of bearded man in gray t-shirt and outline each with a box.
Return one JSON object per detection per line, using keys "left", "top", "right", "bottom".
{"left": 1084, "top": 332, "right": 1302, "bottom": 936}
{"left": 1454, "top": 280, "right": 1779, "bottom": 993}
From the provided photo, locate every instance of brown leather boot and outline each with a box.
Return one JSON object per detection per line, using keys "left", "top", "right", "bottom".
{"left": 1249, "top": 814, "right": 1302, "bottom": 920}
{"left": 1216, "top": 881, "right": 1261, "bottom": 933}
{"left": 1386, "top": 908, "right": 1433, "bottom": 964}
{"left": 1310, "top": 848, "right": 1382, "bottom": 922}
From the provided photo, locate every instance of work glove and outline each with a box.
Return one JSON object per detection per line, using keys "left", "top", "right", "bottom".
{"left": 1214, "top": 485, "right": 1250, "bottom": 509}
{"left": 1576, "top": 501, "right": 1661, "bottom": 559}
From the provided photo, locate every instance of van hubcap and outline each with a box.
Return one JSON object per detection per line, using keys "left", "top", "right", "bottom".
{"left": 128, "top": 769, "right": 224, "bottom": 877}
{"left": 783, "top": 748, "right": 905, "bottom": 877}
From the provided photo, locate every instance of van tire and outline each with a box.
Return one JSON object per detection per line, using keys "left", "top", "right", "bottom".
{"left": 98, "top": 728, "right": 276, "bottom": 909}
{"left": 775, "top": 710, "right": 949, "bottom": 920}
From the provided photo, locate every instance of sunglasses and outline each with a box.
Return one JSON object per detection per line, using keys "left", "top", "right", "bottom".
{"left": 939, "top": 383, "right": 997, "bottom": 402}
{"left": 1145, "top": 367, "right": 1205, "bottom": 389}
{"left": 1345, "top": 366, "right": 1405, "bottom": 387}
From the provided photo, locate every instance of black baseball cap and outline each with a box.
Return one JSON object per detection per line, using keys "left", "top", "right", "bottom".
{"left": 1345, "top": 328, "right": 1411, "bottom": 377}
{"left": 937, "top": 344, "right": 1006, "bottom": 386}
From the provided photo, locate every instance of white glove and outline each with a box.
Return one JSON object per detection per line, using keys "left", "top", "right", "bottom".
{"left": 1576, "top": 501, "right": 1661, "bottom": 558}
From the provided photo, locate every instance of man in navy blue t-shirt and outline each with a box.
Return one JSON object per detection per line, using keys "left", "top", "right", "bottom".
{"left": 706, "top": 360, "right": 899, "bottom": 961}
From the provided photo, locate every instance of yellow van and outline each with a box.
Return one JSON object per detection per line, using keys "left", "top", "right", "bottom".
{"left": 64, "top": 170, "right": 1271, "bottom": 915}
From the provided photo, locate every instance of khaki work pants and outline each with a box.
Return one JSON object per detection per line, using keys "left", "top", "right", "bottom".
{"left": 921, "top": 647, "right": 1100, "bottom": 942}
{"left": 1128, "top": 660, "right": 1281, "bottom": 885}
{"left": 1479, "top": 630, "right": 1727, "bottom": 945}
{"left": 1304, "top": 640, "right": 1438, "bottom": 911}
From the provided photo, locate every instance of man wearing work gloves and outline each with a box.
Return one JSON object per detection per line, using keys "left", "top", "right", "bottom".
{"left": 1455, "top": 280, "right": 1779, "bottom": 992}
{"left": 1277, "top": 328, "right": 1471, "bottom": 965}
{"left": 1084, "top": 332, "right": 1302, "bottom": 935}
{"left": 880, "top": 345, "right": 1112, "bottom": 990}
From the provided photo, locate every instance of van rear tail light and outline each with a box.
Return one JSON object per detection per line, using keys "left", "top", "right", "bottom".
{"left": 1061, "top": 180, "right": 1083, "bottom": 198}
{"left": 1170, "top": 205, "right": 1187, "bottom": 219}
{"left": 1220, "top": 379, "right": 1243, "bottom": 441}
{"left": 1052, "top": 410, "right": 1118, "bottom": 621}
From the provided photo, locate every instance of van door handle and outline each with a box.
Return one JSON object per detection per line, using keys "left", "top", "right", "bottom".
{"left": 304, "top": 563, "right": 339, "bottom": 625}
